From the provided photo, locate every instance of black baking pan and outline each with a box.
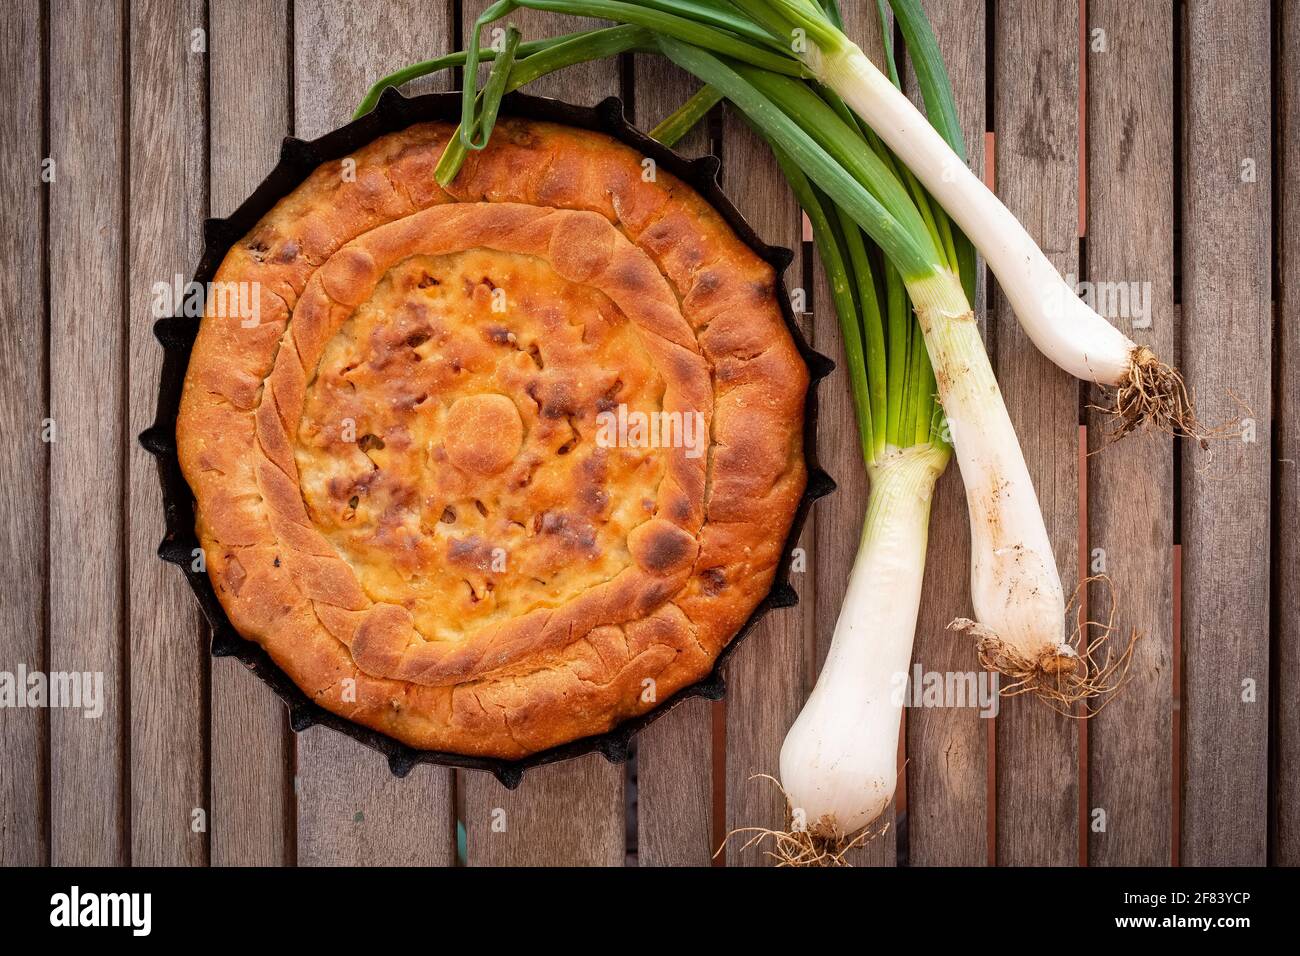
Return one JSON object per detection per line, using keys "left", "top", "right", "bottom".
{"left": 139, "top": 87, "right": 835, "bottom": 789}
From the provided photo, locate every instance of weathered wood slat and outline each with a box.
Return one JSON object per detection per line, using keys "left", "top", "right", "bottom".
{"left": 458, "top": 1, "right": 627, "bottom": 867}
{"left": 126, "top": 0, "right": 209, "bottom": 869}
{"left": 463, "top": 755, "right": 627, "bottom": 867}
{"left": 991, "top": 0, "right": 1080, "bottom": 867}
{"left": 630, "top": 55, "right": 716, "bottom": 868}
{"left": 291, "top": 0, "right": 456, "bottom": 867}
{"left": 0, "top": 0, "right": 47, "bottom": 867}
{"left": 906, "top": 0, "right": 990, "bottom": 868}
{"left": 47, "top": 0, "right": 126, "bottom": 866}
{"left": 1276, "top": 0, "right": 1299, "bottom": 868}
{"left": 207, "top": 0, "right": 295, "bottom": 867}
{"left": 637, "top": 698, "right": 714, "bottom": 865}
{"left": 807, "top": 0, "right": 892, "bottom": 869}
{"left": 720, "top": 117, "right": 806, "bottom": 870}
{"left": 1180, "top": 0, "right": 1272, "bottom": 866}
{"left": 295, "top": 756, "right": 456, "bottom": 866}
{"left": 1084, "top": 0, "right": 1174, "bottom": 866}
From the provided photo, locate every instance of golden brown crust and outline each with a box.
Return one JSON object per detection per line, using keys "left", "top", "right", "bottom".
{"left": 177, "top": 119, "right": 807, "bottom": 757}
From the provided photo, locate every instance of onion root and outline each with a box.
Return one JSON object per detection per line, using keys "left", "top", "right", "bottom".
{"left": 948, "top": 574, "right": 1140, "bottom": 715}
{"left": 1103, "top": 346, "right": 1216, "bottom": 448}
{"left": 716, "top": 775, "right": 890, "bottom": 867}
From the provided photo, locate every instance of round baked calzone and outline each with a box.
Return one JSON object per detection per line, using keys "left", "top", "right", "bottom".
{"left": 177, "top": 119, "right": 808, "bottom": 757}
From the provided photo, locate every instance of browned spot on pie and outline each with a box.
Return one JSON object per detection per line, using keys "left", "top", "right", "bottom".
{"left": 224, "top": 554, "right": 247, "bottom": 595}
{"left": 446, "top": 535, "right": 494, "bottom": 571}
{"left": 536, "top": 510, "right": 599, "bottom": 559}
{"left": 628, "top": 518, "right": 697, "bottom": 577}
{"left": 701, "top": 567, "right": 727, "bottom": 596}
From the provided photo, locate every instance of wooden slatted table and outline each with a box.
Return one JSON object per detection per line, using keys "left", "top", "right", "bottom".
{"left": 0, "top": 0, "right": 1293, "bottom": 867}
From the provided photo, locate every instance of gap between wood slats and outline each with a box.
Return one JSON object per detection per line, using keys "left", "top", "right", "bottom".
{"left": 1075, "top": 0, "right": 1087, "bottom": 862}
{"left": 39, "top": 0, "right": 53, "bottom": 868}
{"left": 118, "top": 0, "right": 133, "bottom": 867}
{"left": 1077, "top": 424, "right": 1087, "bottom": 868}
{"left": 1172, "top": 542, "right": 1182, "bottom": 866}
{"left": 983, "top": 108, "right": 998, "bottom": 879}
{"left": 120, "top": 0, "right": 134, "bottom": 868}
{"left": 1078, "top": 0, "right": 1087, "bottom": 238}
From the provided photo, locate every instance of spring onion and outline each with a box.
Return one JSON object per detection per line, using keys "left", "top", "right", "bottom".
{"left": 736, "top": 0, "right": 1205, "bottom": 441}
{"left": 434, "top": 25, "right": 524, "bottom": 185}
{"left": 647, "top": 84, "right": 723, "bottom": 144}
{"left": 436, "top": 25, "right": 655, "bottom": 184}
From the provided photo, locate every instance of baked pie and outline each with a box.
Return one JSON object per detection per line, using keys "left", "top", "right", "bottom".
{"left": 177, "top": 118, "right": 808, "bottom": 757}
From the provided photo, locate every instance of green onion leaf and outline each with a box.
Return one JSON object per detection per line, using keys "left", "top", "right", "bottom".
{"left": 885, "top": 0, "right": 978, "bottom": 303}
{"left": 352, "top": 31, "right": 592, "bottom": 120}
{"left": 482, "top": 0, "right": 807, "bottom": 75}
{"left": 436, "top": 25, "right": 522, "bottom": 184}
{"left": 653, "top": 38, "right": 937, "bottom": 278}
{"left": 766, "top": 144, "right": 874, "bottom": 461}
{"left": 648, "top": 85, "right": 724, "bottom": 146}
